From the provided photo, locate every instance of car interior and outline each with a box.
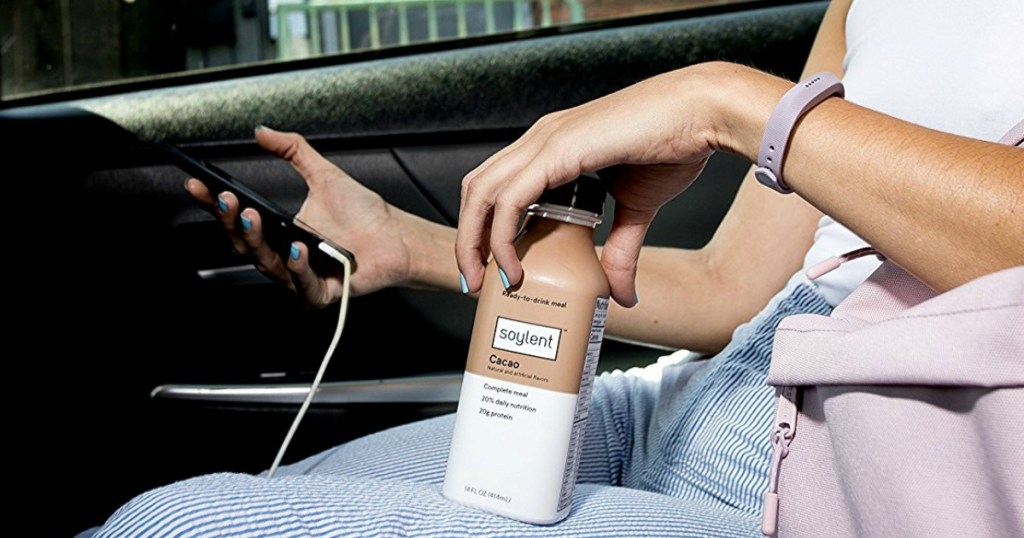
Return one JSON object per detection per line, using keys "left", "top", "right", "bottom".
{"left": 1, "top": 0, "right": 825, "bottom": 533}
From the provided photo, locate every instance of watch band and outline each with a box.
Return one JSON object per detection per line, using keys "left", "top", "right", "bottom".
{"left": 755, "top": 73, "right": 845, "bottom": 194}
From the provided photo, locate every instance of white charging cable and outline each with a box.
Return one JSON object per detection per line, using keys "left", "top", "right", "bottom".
{"left": 267, "top": 241, "right": 353, "bottom": 479}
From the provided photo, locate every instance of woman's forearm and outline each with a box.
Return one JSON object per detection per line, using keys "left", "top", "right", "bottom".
{"left": 606, "top": 246, "right": 763, "bottom": 354}
{"left": 713, "top": 64, "right": 1024, "bottom": 290}
{"left": 399, "top": 211, "right": 463, "bottom": 292}
{"left": 401, "top": 212, "right": 776, "bottom": 353}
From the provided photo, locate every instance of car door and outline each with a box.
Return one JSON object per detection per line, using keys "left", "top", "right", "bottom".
{"left": 1, "top": 0, "right": 823, "bottom": 533}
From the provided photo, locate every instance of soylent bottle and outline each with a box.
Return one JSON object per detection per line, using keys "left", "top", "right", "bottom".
{"left": 444, "top": 176, "right": 609, "bottom": 524}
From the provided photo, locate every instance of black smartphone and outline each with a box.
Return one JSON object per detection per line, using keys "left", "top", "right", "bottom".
{"left": 160, "top": 141, "right": 356, "bottom": 274}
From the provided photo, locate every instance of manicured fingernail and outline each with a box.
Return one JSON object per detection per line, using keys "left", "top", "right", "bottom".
{"left": 255, "top": 124, "right": 276, "bottom": 134}
{"left": 290, "top": 243, "right": 301, "bottom": 261}
{"left": 217, "top": 196, "right": 228, "bottom": 214}
{"left": 459, "top": 273, "right": 469, "bottom": 294}
{"left": 240, "top": 215, "right": 252, "bottom": 233}
{"left": 497, "top": 267, "right": 511, "bottom": 290}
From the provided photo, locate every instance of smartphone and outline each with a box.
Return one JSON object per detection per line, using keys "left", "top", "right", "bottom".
{"left": 160, "top": 141, "right": 356, "bottom": 274}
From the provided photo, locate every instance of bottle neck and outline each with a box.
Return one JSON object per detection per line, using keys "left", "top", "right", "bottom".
{"left": 520, "top": 204, "right": 599, "bottom": 250}
{"left": 526, "top": 203, "right": 602, "bottom": 229}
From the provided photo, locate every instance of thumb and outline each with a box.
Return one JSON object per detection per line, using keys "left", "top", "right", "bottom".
{"left": 600, "top": 205, "right": 656, "bottom": 308}
{"left": 254, "top": 126, "right": 334, "bottom": 188}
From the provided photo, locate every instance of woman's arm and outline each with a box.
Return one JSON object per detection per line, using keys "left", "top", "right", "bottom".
{"left": 199, "top": 121, "right": 820, "bottom": 352}
{"left": 714, "top": 71, "right": 1024, "bottom": 292}
{"left": 449, "top": 0, "right": 851, "bottom": 352}
{"left": 202, "top": 2, "right": 866, "bottom": 352}
{"left": 601, "top": 0, "right": 853, "bottom": 352}
{"left": 455, "top": 1, "right": 1020, "bottom": 320}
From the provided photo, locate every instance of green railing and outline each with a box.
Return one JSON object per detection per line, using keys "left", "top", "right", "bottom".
{"left": 277, "top": 0, "right": 585, "bottom": 59}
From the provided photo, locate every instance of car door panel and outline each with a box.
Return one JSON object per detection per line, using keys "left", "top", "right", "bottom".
{"left": 2, "top": 2, "right": 826, "bottom": 533}
{"left": 74, "top": 3, "right": 821, "bottom": 144}
{"left": 393, "top": 142, "right": 507, "bottom": 223}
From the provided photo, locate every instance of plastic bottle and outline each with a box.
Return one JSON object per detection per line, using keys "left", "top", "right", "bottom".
{"left": 443, "top": 176, "right": 609, "bottom": 524}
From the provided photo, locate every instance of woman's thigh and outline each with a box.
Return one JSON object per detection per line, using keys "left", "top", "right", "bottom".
{"left": 94, "top": 350, "right": 671, "bottom": 536}
{"left": 94, "top": 472, "right": 759, "bottom": 537}
{"left": 274, "top": 414, "right": 456, "bottom": 484}
{"left": 636, "top": 279, "right": 833, "bottom": 514}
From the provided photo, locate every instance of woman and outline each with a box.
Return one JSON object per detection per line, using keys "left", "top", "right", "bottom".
{"left": 94, "top": 0, "right": 1022, "bottom": 535}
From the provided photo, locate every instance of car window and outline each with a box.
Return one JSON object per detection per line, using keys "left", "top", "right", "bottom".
{"left": 1, "top": 0, "right": 758, "bottom": 101}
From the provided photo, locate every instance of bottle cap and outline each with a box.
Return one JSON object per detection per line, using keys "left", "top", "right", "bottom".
{"left": 537, "top": 174, "right": 606, "bottom": 216}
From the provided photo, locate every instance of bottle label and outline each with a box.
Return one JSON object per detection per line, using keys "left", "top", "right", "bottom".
{"left": 463, "top": 289, "right": 602, "bottom": 395}
{"left": 556, "top": 297, "right": 607, "bottom": 511}
{"left": 492, "top": 316, "right": 562, "bottom": 360}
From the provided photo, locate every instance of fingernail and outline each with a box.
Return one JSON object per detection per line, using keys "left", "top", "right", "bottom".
{"left": 183, "top": 179, "right": 191, "bottom": 192}
{"left": 255, "top": 124, "right": 276, "bottom": 134}
{"left": 497, "top": 267, "right": 511, "bottom": 290}
{"left": 217, "top": 196, "right": 228, "bottom": 214}
{"left": 633, "top": 292, "right": 640, "bottom": 306}
{"left": 240, "top": 214, "right": 252, "bottom": 233}
{"left": 290, "top": 243, "right": 301, "bottom": 261}
{"left": 459, "top": 273, "right": 469, "bottom": 294}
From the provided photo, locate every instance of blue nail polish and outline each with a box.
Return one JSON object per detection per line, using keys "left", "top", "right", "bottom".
{"left": 240, "top": 215, "right": 252, "bottom": 232}
{"left": 498, "top": 267, "right": 511, "bottom": 290}
{"left": 459, "top": 273, "right": 469, "bottom": 294}
{"left": 217, "top": 196, "right": 228, "bottom": 214}
{"left": 290, "top": 243, "right": 301, "bottom": 261}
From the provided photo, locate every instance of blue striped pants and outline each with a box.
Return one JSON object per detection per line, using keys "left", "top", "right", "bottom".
{"left": 96, "top": 277, "right": 831, "bottom": 537}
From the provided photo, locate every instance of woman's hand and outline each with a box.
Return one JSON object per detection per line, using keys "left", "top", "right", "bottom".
{"left": 456, "top": 62, "right": 749, "bottom": 307}
{"left": 187, "top": 127, "right": 419, "bottom": 306}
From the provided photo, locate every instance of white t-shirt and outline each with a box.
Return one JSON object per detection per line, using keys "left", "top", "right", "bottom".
{"left": 800, "top": 0, "right": 1024, "bottom": 306}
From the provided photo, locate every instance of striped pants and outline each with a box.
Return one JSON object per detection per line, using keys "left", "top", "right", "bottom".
{"left": 96, "top": 277, "right": 831, "bottom": 537}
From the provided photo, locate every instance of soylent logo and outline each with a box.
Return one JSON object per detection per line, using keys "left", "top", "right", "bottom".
{"left": 492, "top": 317, "right": 561, "bottom": 361}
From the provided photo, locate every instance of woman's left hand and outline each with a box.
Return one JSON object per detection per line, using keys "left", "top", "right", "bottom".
{"left": 456, "top": 61, "right": 752, "bottom": 307}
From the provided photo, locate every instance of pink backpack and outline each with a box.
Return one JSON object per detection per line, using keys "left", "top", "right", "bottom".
{"left": 761, "top": 121, "right": 1024, "bottom": 537}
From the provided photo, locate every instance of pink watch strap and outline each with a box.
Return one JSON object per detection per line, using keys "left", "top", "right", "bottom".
{"left": 755, "top": 73, "right": 845, "bottom": 194}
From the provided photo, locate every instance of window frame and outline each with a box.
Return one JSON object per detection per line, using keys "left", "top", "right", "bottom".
{"left": 0, "top": 0, "right": 813, "bottom": 109}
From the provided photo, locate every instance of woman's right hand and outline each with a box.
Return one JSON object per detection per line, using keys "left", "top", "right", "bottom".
{"left": 456, "top": 63, "right": 752, "bottom": 307}
{"left": 186, "top": 127, "right": 419, "bottom": 307}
